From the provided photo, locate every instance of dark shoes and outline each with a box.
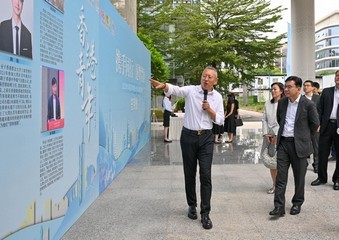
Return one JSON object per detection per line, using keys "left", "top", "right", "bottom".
{"left": 164, "top": 139, "right": 172, "bottom": 143}
{"left": 187, "top": 206, "right": 197, "bottom": 220}
{"left": 269, "top": 207, "right": 285, "bottom": 217}
{"left": 201, "top": 214, "right": 213, "bottom": 230}
{"left": 333, "top": 181, "right": 339, "bottom": 190}
{"left": 290, "top": 205, "right": 301, "bottom": 215}
{"left": 187, "top": 207, "right": 212, "bottom": 229}
{"left": 311, "top": 178, "right": 326, "bottom": 186}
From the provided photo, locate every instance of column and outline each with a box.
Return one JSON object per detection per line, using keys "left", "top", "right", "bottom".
{"left": 291, "top": 0, "right": 315, "bottom": 81}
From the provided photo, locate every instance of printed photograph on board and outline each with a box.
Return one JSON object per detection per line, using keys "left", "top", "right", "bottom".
{"left": 0, "top": 0, "right": 33, "bottom": 59}
{"left": 41, "top": 66, "right": 65, "bottom": 132}
{"left": 45, "top": 0, "right": 65, "bottom": 13}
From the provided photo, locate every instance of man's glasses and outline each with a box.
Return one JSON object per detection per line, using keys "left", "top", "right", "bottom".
{"left": 284, "top": 85, "right": 295, "bottom": 89}
{"left": 202, "top": 75, "right": 215, "bottom": 79}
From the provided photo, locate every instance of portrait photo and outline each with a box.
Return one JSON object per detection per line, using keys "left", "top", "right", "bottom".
{"left": 0, "top": 0, "right": 34, "bottom": 59}
{"left": 45, "top": 0, "right": 65, "bottom": 14}
{"left": 41, "top": 66, "right": 65, "bottom": 132}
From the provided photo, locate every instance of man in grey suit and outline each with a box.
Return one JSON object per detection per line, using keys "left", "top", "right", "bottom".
{"left": 303, "top": 80, "right": 320, "bottom": 173}
{"left": 0, "top": 0, "right": 32, "bottom": 59}
{"left": 269, "top": 76, "right": 319, "bottom": 217}
{"left": 311, "top": 70, "right": 339, "bottom": 190}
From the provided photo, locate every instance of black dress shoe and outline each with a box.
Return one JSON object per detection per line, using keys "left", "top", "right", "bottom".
{"left": 269, "top": 207, "right": 285, "bottom": 217}
{"left": 333, "top": 181, "right": 339, "bottom": 190}
{"left": 290, "top": 205, "right": 301, "bottom": 215}
{"left": 164, "top": 139, "right": 172, "bottom": 143}
{"left": 311, "top": 178, "right": 326, "bottom": 186}
{"left": 201, "top": 214, "right": 213, "bottom": 229}
{"left": 187, "top": 206, "right": 197, "bottom": 220}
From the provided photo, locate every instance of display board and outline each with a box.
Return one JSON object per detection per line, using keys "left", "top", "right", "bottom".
{"left": 0, "top": 1, "right": 151, "bottom": 239}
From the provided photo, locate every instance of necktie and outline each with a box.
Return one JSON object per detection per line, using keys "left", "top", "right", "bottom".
{"left": 15, "top": 26, "right": 19, "bottom": 55}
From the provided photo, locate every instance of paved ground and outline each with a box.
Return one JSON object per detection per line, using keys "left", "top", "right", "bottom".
{"left": 62, "top": 111, "right": 339, "bottom": 240}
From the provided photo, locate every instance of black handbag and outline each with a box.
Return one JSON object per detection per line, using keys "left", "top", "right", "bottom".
{"left": 235, "top": 118, "right": 243, "bottom": 126}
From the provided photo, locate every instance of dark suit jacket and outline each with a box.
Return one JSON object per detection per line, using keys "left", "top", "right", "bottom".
{"left": 47, "top": 95, "right": 61, "bottom": 120}
{"left": 318, "top": 86, "right": 337, "bottom": 134}
{"left": 0, "top": 19, "right": 32, "bottom": 59}
{"left": 276, "top": 95, "right": 319, "bottom": 158}
{"left": 311, "top": 94, "right": 320, "bottom": 109}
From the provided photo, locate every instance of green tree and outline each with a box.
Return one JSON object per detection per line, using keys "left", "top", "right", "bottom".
{"left": 137, "top": 33, "right": 170, "bottom": 82}
{"left": 170, "top": 0, "right": 285, "bottom": 91}
{"left": 137, "top": 0, "right": 285, "bottom": 96}
{"left": 137, "top": 0, "right": 175, "bottom": 57}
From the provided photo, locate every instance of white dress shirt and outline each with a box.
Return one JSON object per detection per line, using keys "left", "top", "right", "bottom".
{"left": 163, "top": 96, "right": 173, "bottom": 112}
{"left": 11, "top": 19, "right": 21, "bottom": 55}
{"left": 282, "top": 94, "right": 301, "bottom": 137}
{"left": 166, "top": 84, "right": 224, "bottom": 130}
{"left": 330, "top": 87, "right": 339, "bottom": 120}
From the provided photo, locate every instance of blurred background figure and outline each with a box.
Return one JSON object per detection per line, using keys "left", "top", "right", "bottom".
{"left": 224, "top": 94, "right": 236, "bottom": 143}
{"left": 162, "top": 93, "right": 173, "bottom": 143}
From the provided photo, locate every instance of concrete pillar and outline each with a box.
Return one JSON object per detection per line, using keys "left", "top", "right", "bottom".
{"left": 291, "top": 0, "right": 315, "bottom": 81}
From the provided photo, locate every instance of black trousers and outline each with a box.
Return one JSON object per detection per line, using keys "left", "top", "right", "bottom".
{"left": 311, "top": 131, "right": 319, "bottom": 167}
{"left": 318, "top": 122, "right": 339, "bottom": 183}
{"left": 274, "top": 138, "right": 308, "bottom": 208}
{"left": 180, "top": 128, "right": 213, "bottom": 215}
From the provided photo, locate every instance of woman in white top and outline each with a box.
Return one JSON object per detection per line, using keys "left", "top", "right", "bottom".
{"left": 261, "top": 82, "right": 285, "bottom": 194}
{"left": 163, "top": 93, "right": 173, "bottom": 142}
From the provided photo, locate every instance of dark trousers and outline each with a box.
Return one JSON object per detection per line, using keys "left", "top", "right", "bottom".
{"left": 180, "top": 128, "right": 213, "bottom": 215}
{"left": 318, "top": 122, "right": 339, "bottom": 183}
{"left": 274, "top": 138, "right": 308, "bottom": 208}
{"left": 311, "top": 131, "right": 319, "bottom": 167}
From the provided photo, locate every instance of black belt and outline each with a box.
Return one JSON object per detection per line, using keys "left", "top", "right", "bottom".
{"left": 281, "top": 136, "right": 294, "bottom": 142}
{"left": 182, "top": 127, "right": 211, "bottom": 136}
{"left": 329, "top": 119, "right": 337, "bottom": 124}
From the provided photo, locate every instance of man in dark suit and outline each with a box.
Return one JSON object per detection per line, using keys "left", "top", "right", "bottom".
{"left": 303, "top": 80, "right": 320, "bottom": 173}
{"left": 0, "top": 0, "right": 32, "bottom": 59}
{"left": 47, "top": 77, "right": 61, "bottom": 121}
{"left": 269, "top": 76, "right": 319, "bottom": 217}
{"left": 311, "top": 70, "right": 339, "bottom": 190}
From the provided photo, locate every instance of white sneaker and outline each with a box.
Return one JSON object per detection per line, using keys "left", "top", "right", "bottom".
{"left": 267, "top": 187, "right": 275, "bottom": 194}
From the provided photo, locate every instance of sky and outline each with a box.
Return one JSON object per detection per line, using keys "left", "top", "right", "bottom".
{"left": 270, "top": 0, "right": 339, "bottom": 35}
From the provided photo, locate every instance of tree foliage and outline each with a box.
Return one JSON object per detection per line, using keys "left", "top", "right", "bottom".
{"left": 138, "top": 32, "right": 170, "bottom": 81}
{"left": 138, "top": 0, "right": 286, "bottom": 94}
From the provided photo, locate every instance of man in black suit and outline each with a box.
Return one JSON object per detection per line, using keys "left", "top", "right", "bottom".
{"left": 303, "top": 80, "right": 320, "bottom": 173}
{"left": 47, "top": 77, "right": 61, "bottom": 121}
{"left": 311, "top": 70, "right": 339, "bottom": 190}
{"left": 269, "top": 76, "right": 319, "bottom": 217}
{"left": 0, "top": 0, "right": 32, "bottom": 59}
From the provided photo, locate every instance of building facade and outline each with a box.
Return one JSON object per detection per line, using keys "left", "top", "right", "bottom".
{"left": 315, "top": 11, "right": 339, "bottom": 74}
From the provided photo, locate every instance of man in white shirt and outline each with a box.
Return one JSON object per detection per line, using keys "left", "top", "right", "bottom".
{"left": 150, "top": 66, "right": 224, "bottom": 230}
{"left": 311, "top": 70, "right": 339, "bottom": 190}
{"left": 0, "top": 0, "right": 32, "bottom": 58}
{"left": 269, "top": 76, "right": 319, "bottom": 217}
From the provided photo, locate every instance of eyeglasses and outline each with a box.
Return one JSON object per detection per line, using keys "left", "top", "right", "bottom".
{"left": 202, "top": 74, "right": 215, "bottom": 79}
{"left": 284, "top": 85, "right": 295, "bottom": 89}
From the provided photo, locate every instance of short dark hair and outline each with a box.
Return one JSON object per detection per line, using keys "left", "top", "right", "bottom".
{"left": 312, "top": 82, "right": 320, "bottom": 89}
{"left": 285, "top": 76, "right": 302, "bottom": 88}
{"left": 303, "top": 80, "right": 313, "bottom": 86}
{"left": 52, "top": 77, "right": 57, "bottom": 85}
